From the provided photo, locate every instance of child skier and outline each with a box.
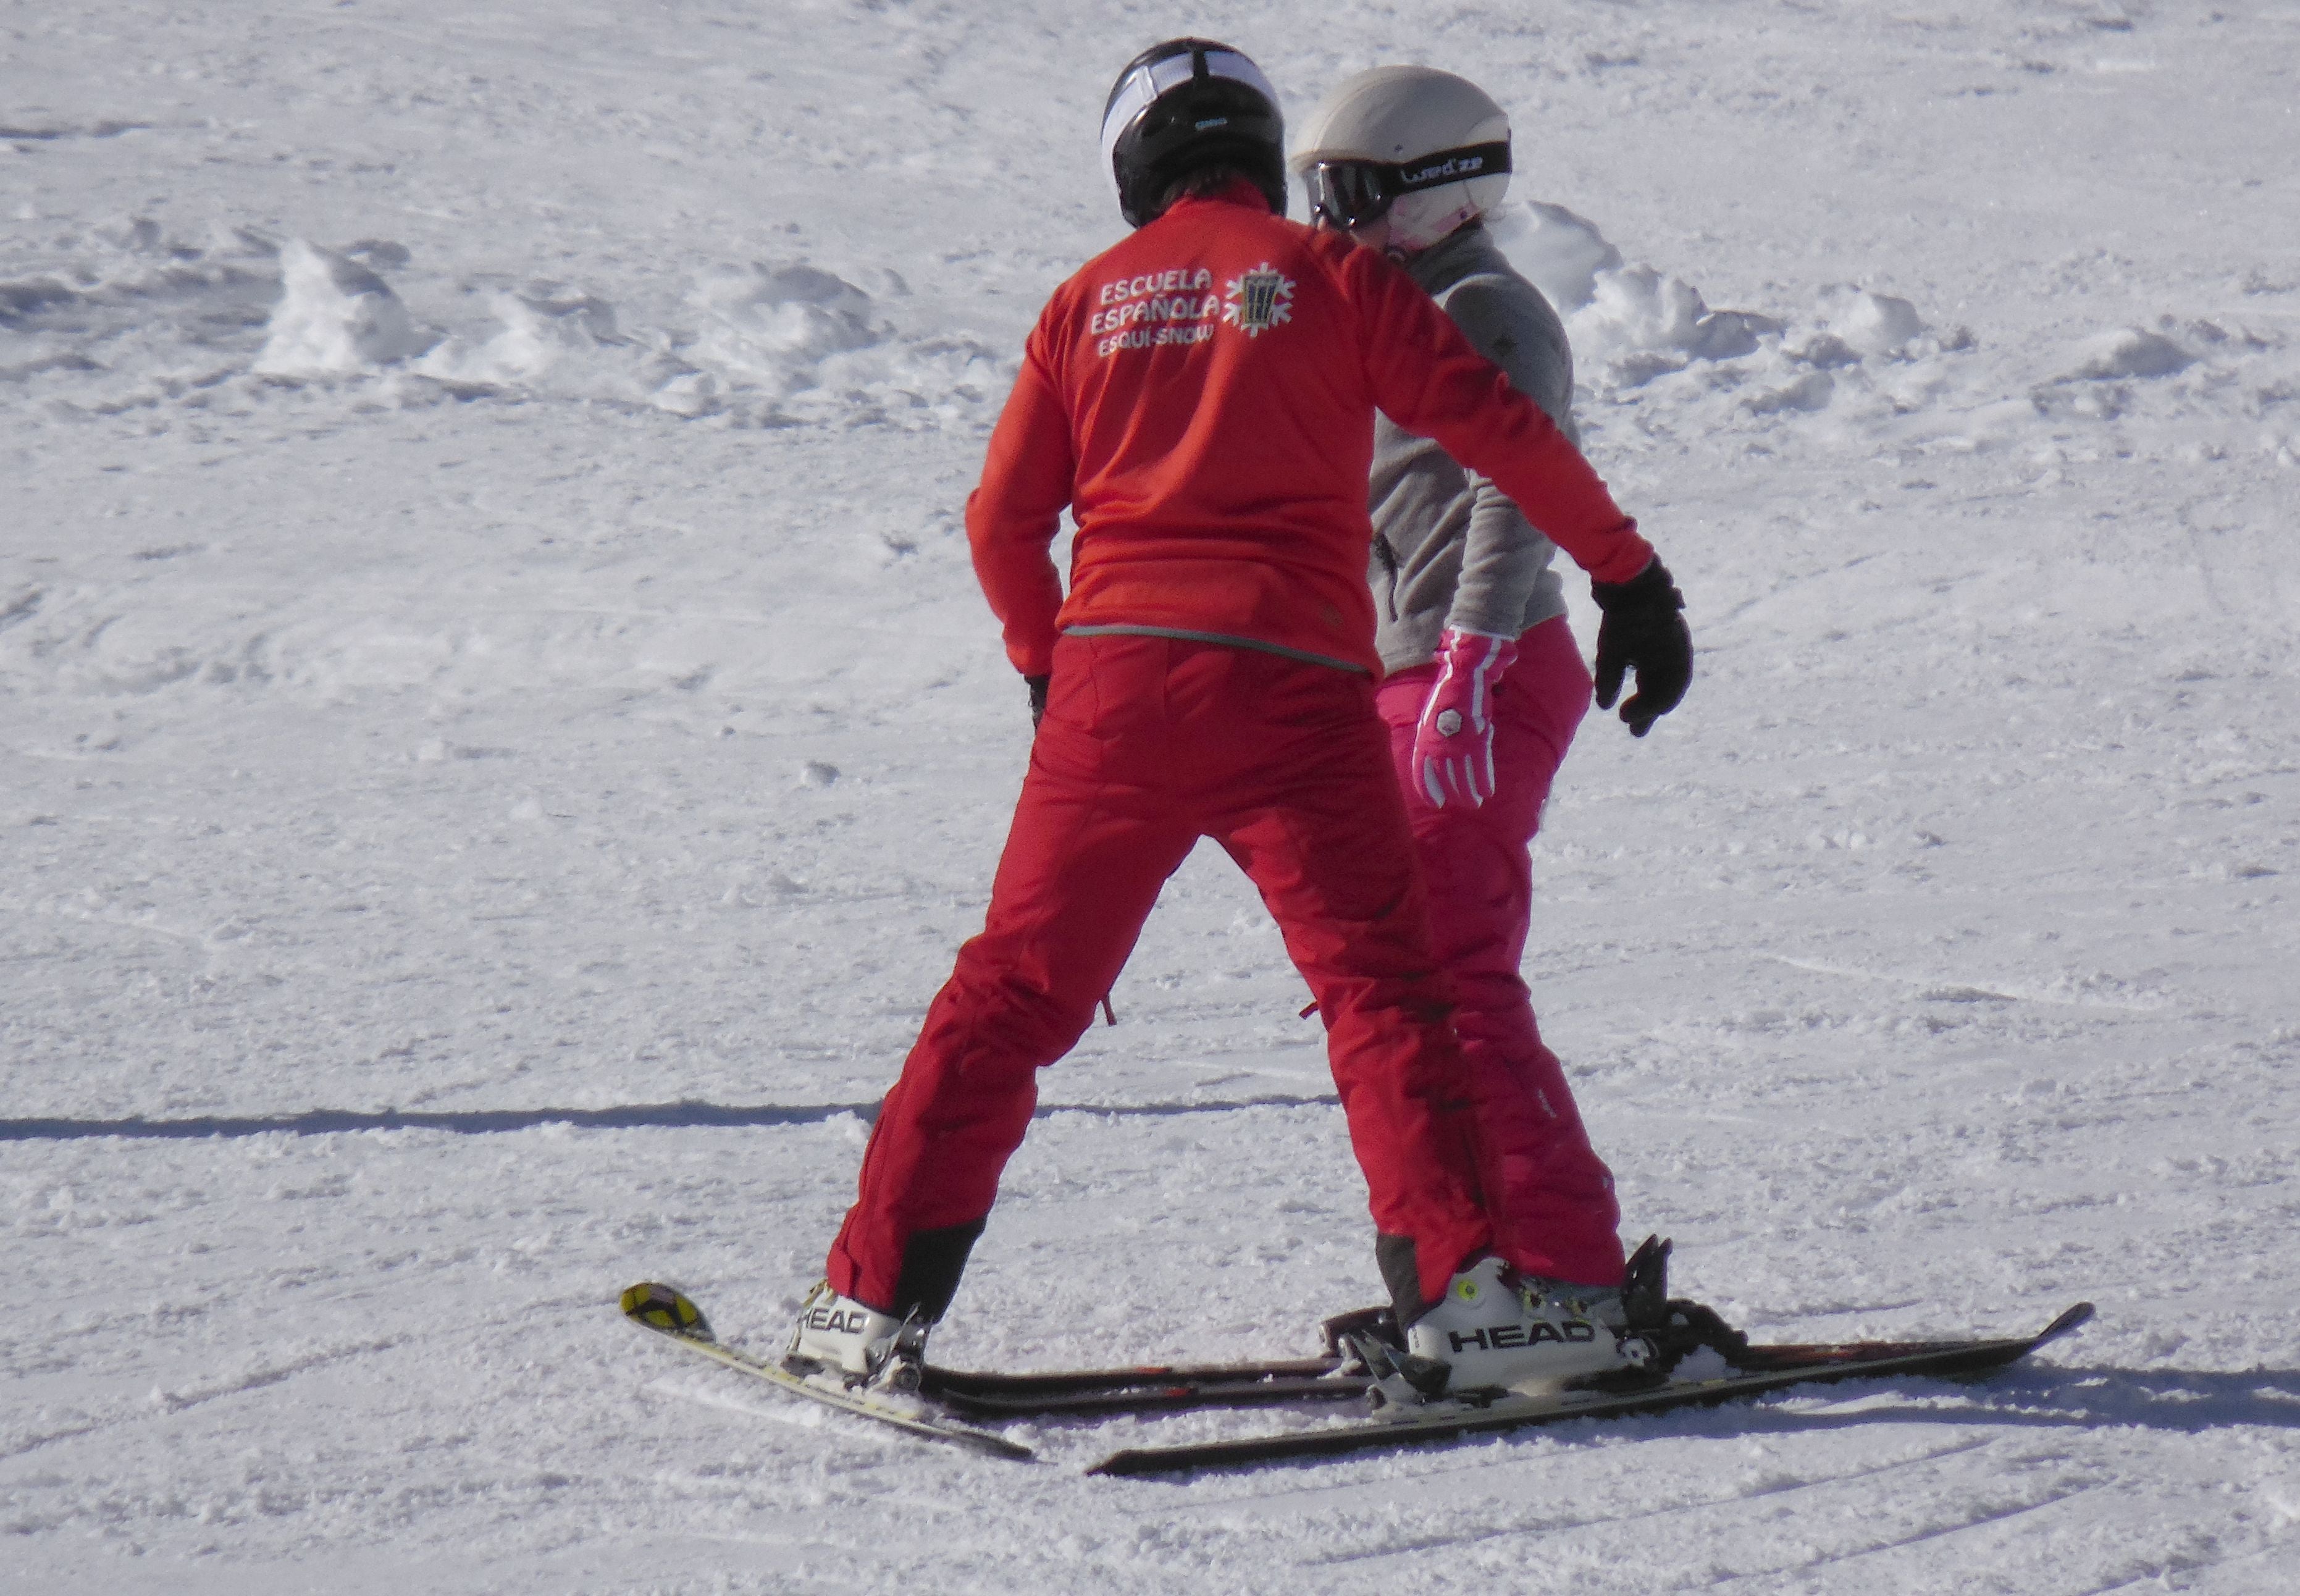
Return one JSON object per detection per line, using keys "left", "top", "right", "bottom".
{"left": 1291, "top": 66, "right": 1692, "bottom": 1303}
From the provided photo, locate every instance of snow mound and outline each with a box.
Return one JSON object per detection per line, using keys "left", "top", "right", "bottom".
{"left": 688, "top": 262, "right": 886, "bottom": 392}
{"left": 1490, "top": 201, "right": 1622, "bottom": 311}
{"left": 254, "top": 240, "right": 432, "bottom": 378}
{"left": 3, "top": 223, "right": 1009, "bottom": 431}
{"left": 2070, "top": 326, "right": 2194, "bottom": 380}
{"left": 414, "top": 284, "right": 626, "bottom": 392}
{"left": 1567, "top": 264, "right": 1778, "bottom": 371}
{"left": 664, "top": 260, "right": 1012, "bottom": 427}
{"left": 0, "top": 218, "right": 279, "bottom": 409}
{"left": 1482, "top": 200, "right": 2096, "bottom": 450}
{"left": 1818, "top": 285, "right": 1928, "bottom": 357}
{"left": 1494, "top": 204, "right": 1776, "bottom": 380}
{"left": 1739, "top": 369, "right": 1839, "bottom": 415}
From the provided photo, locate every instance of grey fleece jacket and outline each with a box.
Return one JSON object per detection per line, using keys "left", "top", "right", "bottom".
{"left": 1369, "top": 222, "right": 1577, "bottom": 674}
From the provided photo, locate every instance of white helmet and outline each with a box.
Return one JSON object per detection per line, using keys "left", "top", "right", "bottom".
{"left": 1290, "top": 67, "right": 1512, "bottom": 251}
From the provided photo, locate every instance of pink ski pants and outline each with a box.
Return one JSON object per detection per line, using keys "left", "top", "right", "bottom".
{"left": 1374, "top": 615, "right": 1624, "bottom": 1287}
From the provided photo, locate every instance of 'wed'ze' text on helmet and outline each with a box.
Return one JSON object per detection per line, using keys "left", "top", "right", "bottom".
{"left": 1101, "top": 39, "right": 1288, "bottom": 229}
{"left": 1290, "top": 67, "right": 1511, "bottom": 251}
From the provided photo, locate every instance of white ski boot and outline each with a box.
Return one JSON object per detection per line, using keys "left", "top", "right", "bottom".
{"left": 1392, "top": 1256, "right": 1655, "bottom": 1401}
{"left": 783, "top": 1280, "right": 928, "bottom": 1391}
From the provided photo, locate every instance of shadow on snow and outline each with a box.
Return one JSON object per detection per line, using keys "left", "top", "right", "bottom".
{"left": 1603, "top": 1363, "right": 2300, "bottom": 1440}
{"left": 0, "top": 1093, "right": 1342, "bottom": 1142}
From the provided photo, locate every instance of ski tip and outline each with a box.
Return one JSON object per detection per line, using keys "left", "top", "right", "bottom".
{"left": 968, "top": 1432, "right": 1041, "bottom": 1463}
{"left": 2038, "top": 1302, "right": 2096, "bottom": 1343}
{"left": 621, "top": 1282, "right": 711, "bottom": 1339}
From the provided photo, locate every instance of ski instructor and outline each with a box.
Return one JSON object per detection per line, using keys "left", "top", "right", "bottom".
{"left": 787, "top": 39, "right": 1691, "bottom": 1401}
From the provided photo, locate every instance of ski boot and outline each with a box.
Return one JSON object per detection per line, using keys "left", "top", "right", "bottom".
{"left": 783, "top": 1280, "right": 930, "bottom": 1392}
{"left": 1415, "top": 1256, "right": 1656, "bottom": 1393}
{"left": 1330, "top": 1237, "right": 1752, "bottom": 1409}
{"left": 1352, "top": 1257, "right": 1658, "bottom": 1408}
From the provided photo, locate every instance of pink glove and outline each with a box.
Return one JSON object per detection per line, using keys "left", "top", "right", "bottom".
{"left": 1412, "top": 629, "right": 1517, "bottom": 808}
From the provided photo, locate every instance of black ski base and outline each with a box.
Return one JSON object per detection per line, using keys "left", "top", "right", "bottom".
{"left": 921, "top": 1356, "right": 1355, "bottom": 1418}
{"left": 1085, "top": 1301, "right": 2094, "bottom": 1476}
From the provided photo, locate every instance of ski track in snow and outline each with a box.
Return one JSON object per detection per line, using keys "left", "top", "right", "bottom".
{"left": 6, "top": 2, "right": 2300, "bottom": 1591}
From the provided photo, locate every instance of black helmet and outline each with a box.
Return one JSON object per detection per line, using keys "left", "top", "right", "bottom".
{"left": 1100, "top": 39, "right": 1287, "bottom": 229}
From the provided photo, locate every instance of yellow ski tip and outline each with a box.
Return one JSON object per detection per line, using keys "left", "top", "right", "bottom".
{"left": 621, "top": 1281, "right": 710, "bottom": 1337}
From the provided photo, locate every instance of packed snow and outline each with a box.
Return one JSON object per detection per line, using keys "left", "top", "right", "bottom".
{"left": 5, "top": 2, "right": 2298, "bottom": 1591}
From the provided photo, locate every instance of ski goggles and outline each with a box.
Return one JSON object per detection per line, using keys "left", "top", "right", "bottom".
{"left": 1306, "top": 141, "right": 1512, "bottom": 229}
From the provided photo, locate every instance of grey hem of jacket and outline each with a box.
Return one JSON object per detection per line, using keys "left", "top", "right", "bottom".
{"left": 1370, "top": 220, "right": 1577, "bottom": 676}
{"left": 1061, "top": 624, "right": 1369, "bottom": 674}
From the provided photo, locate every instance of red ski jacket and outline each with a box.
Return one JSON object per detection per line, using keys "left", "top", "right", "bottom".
{"left": 965, "top": 183, "right": 1654, "bottom": 679}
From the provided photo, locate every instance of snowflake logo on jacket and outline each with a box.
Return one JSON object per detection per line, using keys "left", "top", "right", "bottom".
{"left": 1222, "top": 265, "right": 1295, "bottom": 337}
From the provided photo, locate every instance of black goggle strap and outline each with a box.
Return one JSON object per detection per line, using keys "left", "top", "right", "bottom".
{"left": 1311, "top": 141, "right": 1513, "bottom": 225}
{"left": 1390, "top": 140, "right": 1511, "bottom": 193}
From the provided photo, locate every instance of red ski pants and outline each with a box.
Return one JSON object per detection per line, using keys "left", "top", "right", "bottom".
{"left": 1374, "top": 615, "right": 1625, "bottom": 1287}
{"left": 826, "top": 633, "right": 1495, "bottom": 1315}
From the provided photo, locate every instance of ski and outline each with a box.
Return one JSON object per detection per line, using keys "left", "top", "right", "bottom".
{"left": 923, "top": 1357, "right": 1356, "bottom": 1418}
{"left": 1085, "top": 1301, "right": 2094, "bottom": 1476}
{"left": 915, "top": 1301, "right": 1403, "bottom": 1416}
{"left": 619, "top": 1283, "right": 1033, "bottom": 1461}
{"left": 920, "top": 1314, "right": 2089, "bottom": 1418}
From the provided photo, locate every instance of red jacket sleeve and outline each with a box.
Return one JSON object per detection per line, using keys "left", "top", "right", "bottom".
{"left": 1341, "top": 244, "right": 1653, "bottom": 586}
{"left": 965, "top": 326, "right": 1076, "bottom": 677}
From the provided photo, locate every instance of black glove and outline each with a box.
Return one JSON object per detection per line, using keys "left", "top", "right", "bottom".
{"left": 1025, "top": 673, "right": 1050, "bottom": 729}
{"left": 1590, "top": 558, "right": 1691, "bottom": 737}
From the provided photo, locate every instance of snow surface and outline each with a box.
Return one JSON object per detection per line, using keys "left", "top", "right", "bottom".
{"left": 6, "top": 2, "right": 2299, "bottom": 1590}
